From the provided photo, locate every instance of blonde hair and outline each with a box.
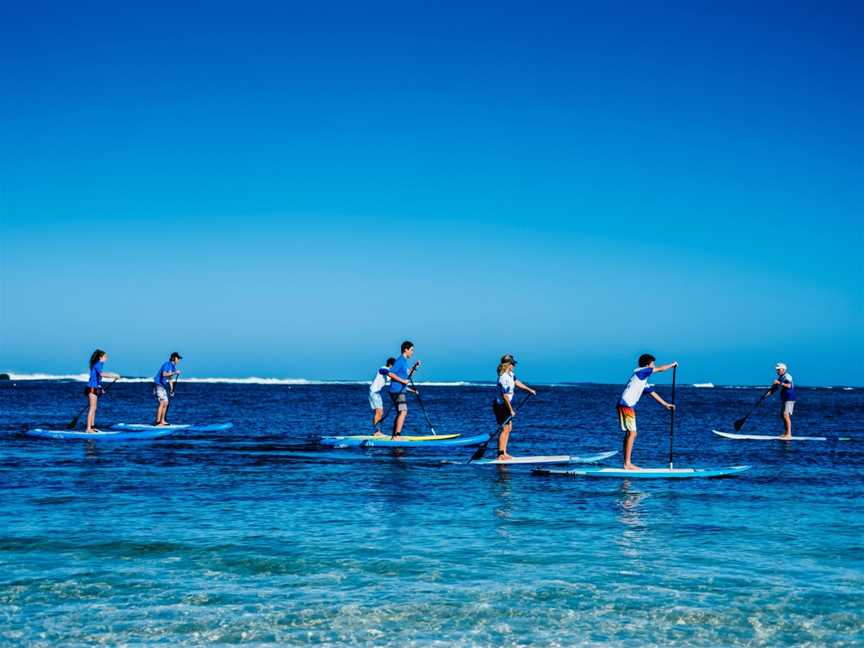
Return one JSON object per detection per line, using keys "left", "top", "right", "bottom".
{"left": 497, "top": 361, "right": 513, "bottom": 376}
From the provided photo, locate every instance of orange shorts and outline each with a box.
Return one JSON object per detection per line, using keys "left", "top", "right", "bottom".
{"left": 617, "top": 405, "right": 637, "bottom": 433}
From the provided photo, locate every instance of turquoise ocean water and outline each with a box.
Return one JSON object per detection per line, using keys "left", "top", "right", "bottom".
{"left": 1, "top": 380, "right": 862, "bottom": 645}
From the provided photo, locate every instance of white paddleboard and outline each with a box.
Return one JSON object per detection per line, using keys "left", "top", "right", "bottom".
{"left": 475, "top": 450, "right": 617, "bottom": 466}
{"left": 713, "top": 430, "right": 835, "bottom": 441}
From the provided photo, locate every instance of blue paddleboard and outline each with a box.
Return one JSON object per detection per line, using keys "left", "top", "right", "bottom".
{"left": 26, "top": 428, "right": 178, "bottom": 441}
{"left": 532, "top": 465, "right": 751, "bottom": 479}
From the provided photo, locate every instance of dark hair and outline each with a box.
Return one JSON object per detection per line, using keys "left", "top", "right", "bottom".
{"left": 89, "top": 349, "right": 106, "bottom": 368}
{"left": 386, "top": 357, "right": 396, "bottom": 367}
{"left": 400, "top": 340, "right": 414, "bottom": 353}
{"left": 170, "top": 352, "right": 182, "bottom": 361}
{"left": 638, "top": 353, "right": 656, "bottom": 368}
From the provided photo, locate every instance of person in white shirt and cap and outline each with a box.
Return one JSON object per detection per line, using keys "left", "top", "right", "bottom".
{"left": 770, "top": 362, "right": 797, "bottom": 439}
{"left": 492, "top": 354, "right": 536, "bottom": 461}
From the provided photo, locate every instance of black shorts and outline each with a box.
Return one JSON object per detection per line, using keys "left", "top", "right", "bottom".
{"left": 84, "top": 386, "right": 103, "bottom": 396}
{"left": 492, "top": 400, "right": 511, "bottom": 425}
{"left": 390, "top": 391, "right": 408, "bottom": 413}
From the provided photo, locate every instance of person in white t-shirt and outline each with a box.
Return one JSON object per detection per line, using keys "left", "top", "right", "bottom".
{"left": 492, "top": 353, "right": 536, "bottom": 461}
{"left": 370, "top": 357, "right": 396, "bottom": 435}
{"left": 617, "top": 353, "right": 677, "bottom": 469}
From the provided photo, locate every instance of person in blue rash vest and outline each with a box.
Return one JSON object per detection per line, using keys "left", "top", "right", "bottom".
{"left": 84, "top": 349, "right": 121, "bottom": 433}
{"left": 153, "top": 352, "right": 182, "bottom": 426}
{"left": 387, "top": 341, "right": 420, "bottom": 438}
{"left": 617, "top": 353, "right": 677, "bottom": 469}
{"left": 770, "top": 362, "right": 797, "bottom": 439}
{"left": 370, "top": 357, "right": 396, "bottom": 435}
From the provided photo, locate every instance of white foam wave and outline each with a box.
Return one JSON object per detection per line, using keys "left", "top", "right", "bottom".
{"left": 1, "top": 372, "right": 488, "bottom": 387}
{"left": 5, "top": 372, "right": 111, "bottom": 382}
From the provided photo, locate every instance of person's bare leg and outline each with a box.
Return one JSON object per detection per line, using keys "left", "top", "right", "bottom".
{"left": 155, "top": 401, "right": 168, "bottom": 425}
{"left": 497, "top": 422, "right": 513, "bottom": 460}
{"left": 85, "top": 394, "right": 98, "bottom": 432}
{"left": 373, "top": 408, "right": 384, "bottom": 434}
{"left": 781, "top": 412, "right": 792, "bottom": 438}
{"left": 393, "top": 410, "right": 406, "bottom": 437}
{"left": 623, "top": 430, "right": 640, "bottom": 469}
{"left": 163, "top": 399, "right": 171, "bottom": 425}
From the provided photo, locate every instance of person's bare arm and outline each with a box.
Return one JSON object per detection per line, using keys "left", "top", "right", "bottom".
{"left": 503, "top": 393, "right": 516, "bottom": 416}
{"left": 649, "top": 391, "right": 675, "bottom": 410}
{"left": 514, "top": 379, "right": 537, "bottom": 396}
{"left": 652, "top": 361, "right": 678, "bottom": 374}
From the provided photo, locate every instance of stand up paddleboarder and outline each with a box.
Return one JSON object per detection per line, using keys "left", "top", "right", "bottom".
{"left": 153, "top": 352, "right": 182, "bottom": 426}
{"left": 387, "top": 341, "right": 419, "bottom": 438}
{"left": 770, "top": 362, "right": 796, "bottom": 439}
{"left": 370, "top": 356, "right": 395, "bottom": 435}
{"left": 84, "top": 349, "right": 121, "bottom": 433}
{"left": 617, "top": 354, "right": 677, "bottom": 470}
{"left": 492, "top": 354, "right": 536, "bottom": 461}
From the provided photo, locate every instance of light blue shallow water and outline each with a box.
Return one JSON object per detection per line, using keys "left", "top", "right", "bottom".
{"left": 1, "top": 381, "right": 863, "bottom": 645}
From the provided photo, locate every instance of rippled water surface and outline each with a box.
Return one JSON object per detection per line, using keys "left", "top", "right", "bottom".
{"left": 1, "top": 381, "right": 862, "bottom": 646}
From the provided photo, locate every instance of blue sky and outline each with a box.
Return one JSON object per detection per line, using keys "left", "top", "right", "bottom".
{"left": 1, "top": 1, "right": 862, "bottom": 384}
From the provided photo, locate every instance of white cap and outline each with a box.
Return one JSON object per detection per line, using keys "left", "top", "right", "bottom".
{"left": 775, "top": 362, "right": 787, "bottom": 371}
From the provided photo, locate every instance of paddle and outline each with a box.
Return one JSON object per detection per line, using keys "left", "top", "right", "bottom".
{"left": 166, "top": 372, "right": 179, "bottom": 418}
{"left": 409, "top": 375, "right": 437, "bottom": 435}
{"left": 668, "top": 365, "right": 677, "bottom": 469}
{"left": 468, "top": 393, "right": 532, "bottom": 464}
{"left": 733, "top": 387, "right": 774, "bottom": 431}
{"left": 66, "top": 377, "right": 120, "bottom": 429}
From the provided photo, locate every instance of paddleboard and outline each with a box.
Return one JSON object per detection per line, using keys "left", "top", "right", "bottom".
{"left": 26, "top": 428, "right": 178, "bottom": 441}
{"left": 111, "top": 422, "right": 234, "bottom": 432}
{"left": 533, "top": 465, "right": 750, "bottom": 479}
{"left": 712, "top": 430, "right": 839, "bottom": 441}
{"left": 320, "top": 433, "right": 489, "bottom": 448}
{"left": 474, "top": 450, "right": 618, "bottom": 466}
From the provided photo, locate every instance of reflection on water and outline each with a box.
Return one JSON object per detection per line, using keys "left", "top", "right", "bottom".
{"left": 491, "top": 468, "right": 514, "bottom": 539}
{"left": 615, "top": 481, "right": 650, "bottom": 564}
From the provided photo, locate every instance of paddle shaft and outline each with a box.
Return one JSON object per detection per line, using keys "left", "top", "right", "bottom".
{"left": 668, "top": 366, "right": 677, "bottom": 469}
{"left": 409, "top": 375, "right": 437, "bottom": 435}
{"left": 734, "top": 388, "right": 774, "bottom": 431}
{"left": 167, "top": 373, "right": 179, "bottom": 414}
{"left": 67, "top": 377, "right": 119, "bottom": 428}
{"left": 468, "top": 392, "right": 532, "bottom": 463}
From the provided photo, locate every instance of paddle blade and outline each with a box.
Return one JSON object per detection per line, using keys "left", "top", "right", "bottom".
{"left": 65, "top": 416, "right": 80, "bottom": 430}
{"left": 468, "top": 443, "right": 489, "bottom": 463}
{"left": 733, "top": 417, "right": 747, "bottom": 432}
